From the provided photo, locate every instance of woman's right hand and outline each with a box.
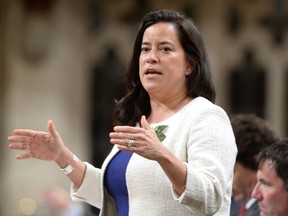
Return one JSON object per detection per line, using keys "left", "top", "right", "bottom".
{"left": 8, "top": 120, "right": 65, "bottom": 161}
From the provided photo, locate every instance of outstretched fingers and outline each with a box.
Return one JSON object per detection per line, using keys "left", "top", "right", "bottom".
{"left": 15, "top": 152, "right": 33, "bottom": 160}
{"left": 8, "top": 135, "right": 35, "bottom": 160}
{"left": 7, "top": 121, "right": 62, "bottom": 161}
{"left": 13, "top": 129, "right": 36, "bottom": 137}
{"left": 8, "top": 132, "right": 32, "bottom": 150}
{"left": 8, "top": 135, "right": 31, "bottom": 144}
{"left": 9, "top": 143, "right": 31, "bottom": 151}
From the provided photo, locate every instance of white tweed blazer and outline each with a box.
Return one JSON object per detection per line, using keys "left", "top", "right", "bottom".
{"left": 71, "top": 96, "right": 237, "bottom": 216}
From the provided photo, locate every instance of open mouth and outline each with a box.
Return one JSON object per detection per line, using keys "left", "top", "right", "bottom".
{"left": 145, "top": 69, "right": 162, "bottom": 75}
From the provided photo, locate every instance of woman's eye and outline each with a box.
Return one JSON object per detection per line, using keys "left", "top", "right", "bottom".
{"left": 141, "top": 47, "right": 149, "bottom": 52}
{"left": 161, "top": 47, "right": 171, "bottom": 52}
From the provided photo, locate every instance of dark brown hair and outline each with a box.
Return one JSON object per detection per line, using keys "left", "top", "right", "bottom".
{"left": 230, "top": 114, "right": 279, "bottom": 170}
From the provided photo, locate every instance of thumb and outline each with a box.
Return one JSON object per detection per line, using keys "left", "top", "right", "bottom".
{"left": 140, "top": 115, "right": 153, "bottom": 131}
{"left": 47, "top": 120, "right": 58, "bottom": 137}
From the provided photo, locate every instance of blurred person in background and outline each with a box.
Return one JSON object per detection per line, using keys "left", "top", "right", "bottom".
{"left": 40, "top": 186, "right": 95, "bottom": 216}
{"left": 229, "top": 114, "right": 279, "bottom": 216}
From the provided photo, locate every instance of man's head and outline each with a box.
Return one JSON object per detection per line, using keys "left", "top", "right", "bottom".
{"left": 230, "top": 114, "right": 279, "bottom": 203}
{"left": 252, "top": 138, "right": 288, "bottom": 216}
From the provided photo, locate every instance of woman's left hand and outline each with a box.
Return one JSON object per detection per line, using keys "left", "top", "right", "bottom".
{"left": 109, "top": 115, "right": 169, "bottom": 161}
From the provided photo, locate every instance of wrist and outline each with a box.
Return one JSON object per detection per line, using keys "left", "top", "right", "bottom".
{"left": 55, "top": 146, "right": 70, "bottom": 167}
{"left": 55, "top": 146, "right": 78, "bottom": 169}
{"left": 60, "top": 154, "right": 80, "bottom": 175}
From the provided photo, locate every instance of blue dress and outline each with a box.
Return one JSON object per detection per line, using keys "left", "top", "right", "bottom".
{"left": 104, "top": 151, "right": 133, "bottom": 216}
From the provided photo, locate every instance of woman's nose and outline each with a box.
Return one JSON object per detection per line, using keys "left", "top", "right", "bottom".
{"left": 146, "top": 50, "right": 159, "bottom": 63}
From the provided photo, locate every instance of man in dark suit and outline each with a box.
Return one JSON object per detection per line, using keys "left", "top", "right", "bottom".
{"left": 229, "top": 114, "right": 279, "bottom": 216}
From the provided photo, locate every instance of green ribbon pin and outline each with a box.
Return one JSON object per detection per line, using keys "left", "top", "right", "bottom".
{"left": 153, "top": 125, "right": 168, "bottom": 142}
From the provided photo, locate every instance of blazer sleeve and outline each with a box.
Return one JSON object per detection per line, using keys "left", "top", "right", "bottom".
{"left": 70, "top": 162, "right": 103, "bottom": 208}
{"left": 173, "top": 105, "right": 237, "bottom": 215}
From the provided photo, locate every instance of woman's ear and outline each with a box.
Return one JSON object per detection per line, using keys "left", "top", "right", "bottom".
{"left": 185, "top": 70, "right": 192, "bottom": 76}
{"left": 185, "top": 61, "right": 195, "bottom": 76}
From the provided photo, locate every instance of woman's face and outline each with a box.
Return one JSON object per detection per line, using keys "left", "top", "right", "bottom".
{"left": 139, "top": 22, "right": 192, "bottom": 99}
